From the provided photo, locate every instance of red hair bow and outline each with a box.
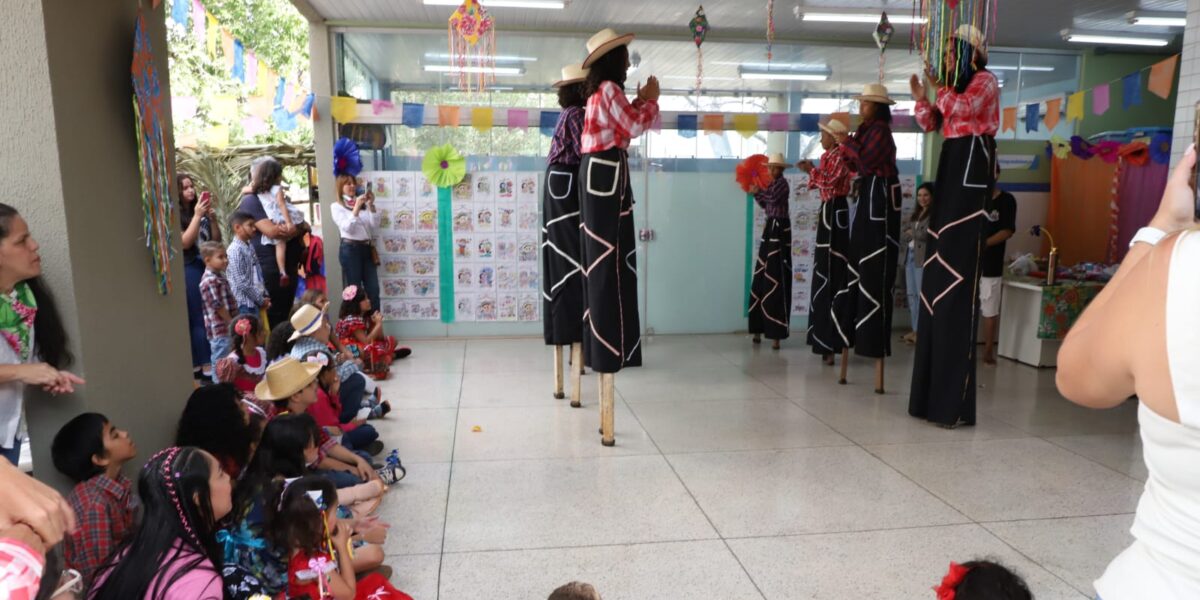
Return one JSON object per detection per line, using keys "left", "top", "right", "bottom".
{"left": 934, "top": 562, "right": 970, "bottom": 600}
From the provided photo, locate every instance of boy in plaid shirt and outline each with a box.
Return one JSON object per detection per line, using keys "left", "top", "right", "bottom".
{"left": 199, "top": 241, "right": 237, "bottom": 363}
{"left": 50, "top": 412, "right": 138, "bottom": 586}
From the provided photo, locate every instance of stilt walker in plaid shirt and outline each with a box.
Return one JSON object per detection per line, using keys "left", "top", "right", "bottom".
{"left": 543, "top": 63, "right": 589, "bottom": 406}
{"left": 835, "top": 84, "right": 902, "bottom": 393}
{"left": 578, "top": 28, "right": 659, "bottom": 446}
{"left": 908, "top": 25, "right": 1000, "bottom": 429}
{"left": 747, "top": 154, "right": 794, "bottom": 350}
{"left": 799, "top": 118, "right": 856, "bottom": 367}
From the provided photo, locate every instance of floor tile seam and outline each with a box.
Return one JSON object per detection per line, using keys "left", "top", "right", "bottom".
{"left": 619, "top": 394, "right": 787, "bottom": 404}
{"left": 975, "top": 521, "right": 1096, "bottom": 598}
{"left": 437, "top": 536, "right": 730, "bottom": 556}
{"left": 720, "top": 521, "right": 995, "bottom": 543}
{"left": 974, "top": 511, "right": 1138, "bottom": 525}
{"left": 448, "top": 450, "right": 665, "bottom": 463}
{"left": 1036, "top": 435, "right": 1147, "bottom": 484}
{"left": 656, "top": 441, "right": 859, "bottom": 457}
{"left": 434, "top": 343, "right": 470, "bottom": 600}
{"left": 844, "top": 433, "right": 1039, "bottom": 447}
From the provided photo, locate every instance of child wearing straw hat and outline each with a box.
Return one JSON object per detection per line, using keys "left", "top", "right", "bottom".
{"left": 747, "top": 153, "right": 793, "bottom": 350}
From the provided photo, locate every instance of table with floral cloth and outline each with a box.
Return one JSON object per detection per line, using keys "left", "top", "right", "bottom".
{"left": 1030, "top": 279, "right": 1105, "bottom": 340}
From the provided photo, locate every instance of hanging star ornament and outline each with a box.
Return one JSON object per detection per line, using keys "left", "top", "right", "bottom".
{"left": 689, "top": 6, "right": 709, "bottom": 90}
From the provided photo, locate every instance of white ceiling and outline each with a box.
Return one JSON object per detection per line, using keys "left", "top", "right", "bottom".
{"left": 302, "top": 0, "right": 1188, "bottom": 49}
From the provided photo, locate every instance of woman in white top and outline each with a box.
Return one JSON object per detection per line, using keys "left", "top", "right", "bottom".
{"left": 331, "top": 174, "right": 381, "bottom": 311}
{"left": 0, "top": 204, "right": 84, "bottom": 466}
{"left": 1058, "top": 146, "right": 1200, "bottom": 599}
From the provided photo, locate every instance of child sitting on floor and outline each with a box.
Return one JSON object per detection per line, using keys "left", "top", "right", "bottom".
{"left": 336, "top": 285, "right": 409, "bottom": 379}
{"left": 50, "top": 413, "right": 138, "bottom": 588}
{"left": 216, "top": 314, "right": 268, "bottom": 398}
{"left": 270, "top": 476, "right": 409, "bottom": 600}
{"left": 290, "top": 303, "right": 389, "bottom": 419}
{"left": 305, "top": 356, "right": 383, "bottom": 459}
{"left": 252, "top": 158, "right": 309, "bottom": 287}
{"left": 935, "top": 560, "right": 1032, "bottom": 600}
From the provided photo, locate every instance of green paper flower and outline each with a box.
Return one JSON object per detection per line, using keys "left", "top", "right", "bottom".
{"left": 422, "top": 144, "right": 467, "bottom": 188}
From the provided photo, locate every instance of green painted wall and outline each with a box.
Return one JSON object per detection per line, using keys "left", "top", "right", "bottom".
{"left": 1077, "top": 50, "right": 1176, "bottom": 138}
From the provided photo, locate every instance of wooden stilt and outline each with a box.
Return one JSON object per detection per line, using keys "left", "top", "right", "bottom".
{"left": 600, "top": 373, "right": 615, "bottom": 446}
{"left": 874, "top": 358, "right": 885, "bottom": 395}
{"left": 838, "top": 349, "right": 850, "bottom": 385}
{"left": 552, "top": 345, "right": 565, "bottom": 399}
{"left": 569, "top": 342, "right": 583, "bottom": 408}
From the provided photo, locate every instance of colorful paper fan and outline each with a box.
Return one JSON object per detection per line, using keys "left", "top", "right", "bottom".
{"left": 422, "top": 144, "right": 467, "bottom": 188}
{"left": 735, "top": 154, "right": 772, "bottom": 193}
{"left": 333, "top": 137, "right": 362, "bottom": 177}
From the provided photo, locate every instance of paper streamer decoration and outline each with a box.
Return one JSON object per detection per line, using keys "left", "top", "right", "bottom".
{"left": 1148, "top": 55, "right": 1179, "bottom": 100}
{"left": 1001, "top": 106, "right": 1016, "bottom": 133}
{"left": 330, "top": 97, "right": 358, "bottom": 123}
{"left": 205, "top": 13, "right": 218, "bottom": 57}
{"left": 202, "top": 124, "right": 229, "bottom": 148}
{"left": 1044, "top": 98, "right": 1062, "bottom": 131}
{"left": 402, "top": 103, "right": 425, "bottom": 128}
{"left": 539, "top": 110, "right": 559, "bottom": 136}
{"left": 243, "top": 95, "right": 270, "bottom": 120}
{"left": 333, "top": 137, "right": 362, "bottom": 177}
{"left": 678, "top": 114, "right": 698, "bottom": 138}
{"left": 913, "top": 0, "right": 997, "bottom": 89}
{"left": 131, "top": 13, "right": 176, "bottom": 294}
{"left": 1093, "top": 84, "right": 1110, "bottom": 116}
{"left": 735, "top": 154, "right": 771, "bottom": 192}
{"left": 507, "top": 109, "right": 529, "bottom": 130}
{"left": 767, "top": 113, "right": 789, "bottom": 132}
{"left": 298, "top": 93, "right": 315, "bottom": 119}
{"left": 172, "top": 0, "right": 189, "bottom": 26}
{"left": 1024, "top": 103, "right": 1039, "bottom": 133}
{"left": 448, "top": 0, "right": 497, "bottom": 92}
{"left": 765, "top": 0, "right": 775, "bottom": 62}
{"left": 256, "top": 60, "right": 273, "bottom": 96}
{"left": 689, "top": 6, "right": 709, "bottom": 90}
{"left": 471, "top": 107, "right": 494, "bottom": 131}
{"left": 232, "top": 40, "right": 245, "bottom": 82}
{"left": 733, "top": 114, "right": 758, "bottom": 138}
{"left": 1122, "top": 72, "right": 1142, "bottom": 109}
{"left": 191, "top": 0, "right": 205, "bottom": 40}
{"left": 1066, "top": 91, "right": 1085, "bottom": 122}
{"left": 370, "top": 99, "right": 396, "bottom": 115}
{"left": 703, "top": 114, "right": 724, "bottom": 135}
{"left": 437, "top": 187, "right": 455, "bottom": 323}
{"left": 273, "top": 77, "right": 286, "bottom": 108}
{"left": 438, "top": 105, "right": 462, "bottom": 127}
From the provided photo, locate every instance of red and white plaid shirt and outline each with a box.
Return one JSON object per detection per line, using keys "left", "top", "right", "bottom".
{"left": 915, "top": 70, "right": 1000, "bottom": 139}
{"left": 581, "top": 81, "right": 660, "bottom": 154}
{"left": 64, "top": 474, "right": 135, "bottom": 586}
{"left": 808, "top": 145, "right": 855, "bottom": 201}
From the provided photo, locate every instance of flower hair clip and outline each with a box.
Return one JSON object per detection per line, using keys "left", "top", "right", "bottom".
{"left": 234, "top": 318, "right": 254, "bottom": 337}
{"left": 342, "top": 285, "right": 359, "bottom": 302}
{"left": 306, "top": 353, "right": 330, "bottom": 368}
{"left": 934, "top": 562, "right": 971, "bottom": 600}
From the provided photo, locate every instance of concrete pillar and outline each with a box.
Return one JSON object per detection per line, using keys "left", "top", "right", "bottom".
{"left": 307, "top": 21, "right": 342, "bottom": 312}
{"left": 1173, "top": 0, "right": 1200, "bottom": 166}
{"left": 0, "top": 1, "right": 192, "bottom": 489}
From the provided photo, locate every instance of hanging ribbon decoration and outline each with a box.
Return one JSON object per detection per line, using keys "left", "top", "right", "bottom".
{"left": 447, "top": 0, "right": 496, "bottom": 92}
{"left": 912, "top": 0, "right": 998, "bottom": 89}
{"left": 766, "top": 0, "right": 776, "bottom": 63}
{"left": 874, "top": 12, "right": 895, "bottom": 84}
{"left": 689, "top": 6, "right": 709, "bottom": 91}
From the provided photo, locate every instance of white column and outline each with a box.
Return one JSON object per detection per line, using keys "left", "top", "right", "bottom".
{"left": 1172, "top": 0, "right": 1200, "bottom": 166}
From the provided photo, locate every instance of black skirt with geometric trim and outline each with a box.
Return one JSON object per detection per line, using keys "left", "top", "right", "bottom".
{"left": 749, "top": 216, "right": 793, "bottom": 341}
{"left": 851, "top": 174, "right": 902, "bottom": 359}
{"left": 807, "top": 196, "right": 852, "bottom": 354}
{"left": 542, "top": 162, "right": 585, "bottom": 345}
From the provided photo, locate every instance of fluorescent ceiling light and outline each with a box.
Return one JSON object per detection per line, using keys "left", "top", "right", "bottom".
{"left": 1061, "top": 30, "right": 1169, "bottom": 47}
{"left": 424, "top": 52, "right": 537, "bottom": 63}
{"left": 424, "top": 0, "right": 564, "bottom": 8}
{"left": 1126, "top": 11, "right": 1187, "bottom": 27}
{"left": 739, "top": 68, "right": 830, "bottom": 82}
{"left": 424, "top": 65, "right": 525, "bottom": 76}
{"left": 803, "top": 12, "right": 926, "bottom": 25}
{"left": 989, "top": 64, "right": 1055, "bottom": 72}
{"left": 450, "top": 86, "right": 514, "bottom": 91}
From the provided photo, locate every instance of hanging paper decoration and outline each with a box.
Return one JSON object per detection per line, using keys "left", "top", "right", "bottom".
{"left": 733, "top": 114, "right": 758, "bottom": 139}
{"left": 1047, "top": 136, "right": 1070, "bottom": 160}
{"left": 1066, "top": 91, "right": 1085, "bottom": 123}
{"left": 402, "top": 103, "right": 426, "bottom": 128}
{"left": 1024, "top": 103, "right": 1039, "bottom": 133}
{"left": 678, "top": 114, "right": 698, "bottom": 138}
{"left": 735, "top": 154, "right": 772, "bottom": 193}
{"left": 1122, "top": 72, "right": 1142, "bottom": 110}
{"left": 447, "top": 0, "right": 497, "bottom": 93}
{"left": 131, "top": 13, "right": 176, "bottom": 294}
{"left": 1148, "top": 55, "right": 1179, "bottom": 100}
{"left": 422, "top": 144, "right": 468, "bottom": 188}
{"left": 1150, "top": 132, "right": 1172, "bottom": 165}
{"left": 1093, "top": 84, "right": 1110, "bottom": 116}
{"left": 689, "top": 6, "right": 709, "bottom": 91}
{"left": 873, "top": 12, "right": 895, "bottom": 84}
{"left": 912, "top": 0, "right": 998, "bottom": 88}
{"left": 766, "top": 0, "right": 776, "bottom": 62}
{"left": 333, "top": 137, "right": 363, "bottom": 178}
{"left": 506, "top": 109, "right": 529, "bottom": 130}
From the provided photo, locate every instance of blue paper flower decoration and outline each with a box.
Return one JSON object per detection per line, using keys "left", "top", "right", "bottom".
{"left": 333, "top": 137, "right": 363, "bottom": 177}
{"left": 1150, "top": 132, "right": 1172, "bottom": 165}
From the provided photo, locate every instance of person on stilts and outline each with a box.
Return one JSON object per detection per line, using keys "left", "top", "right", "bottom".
{"left": 748, "top": 154, "right": 793, "bottom": 350}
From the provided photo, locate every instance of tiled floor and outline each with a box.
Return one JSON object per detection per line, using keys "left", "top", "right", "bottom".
{"left": 370, "top": 334, "right": 1143, "bottom": 599}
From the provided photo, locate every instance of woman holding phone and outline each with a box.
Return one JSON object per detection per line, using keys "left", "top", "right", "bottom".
{"left": 331, "top": 174, "right": 380, "bottom": 311}
{"left": 179, "top": 173, "right": 222, "bottom": 382}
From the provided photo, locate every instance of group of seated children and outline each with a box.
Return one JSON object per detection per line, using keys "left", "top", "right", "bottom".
{"left": 47, "top": 293, "right": 414, "bottom": 599}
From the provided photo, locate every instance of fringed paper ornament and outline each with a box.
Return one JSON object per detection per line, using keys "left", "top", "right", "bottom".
{"left": 689, "top": 6, "right": 709, "bottom": 91}
{"left": 766, "top": 0, "right": 776, "bottom": 63}
{"left": 874, "top": 12, "right": 895, "bottom": 84}
{"left": 447, "top": 0, "right": 496, "bottom": 93}
{"left": 735, "top": 154, "right": 772, "bottom": 193}
{"left": 911, "top": 0, "right": 998, "bottom": 89}
{"left": 131, "top": 13, "right": 176, "bottom": 295}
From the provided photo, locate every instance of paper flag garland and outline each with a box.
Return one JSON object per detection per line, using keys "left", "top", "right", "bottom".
{"left": 330, "top": 97, "right": 358, "bottom": 123}
{"left": 689, "top": 6, "right": 709, "bottom": 90}
{"left": 422, "top": 144, "right": 468, "bottom": 188}
{"left": 232, "top": 40, "right": 245, "bottom": 82}
{"left": 703, "top": 114, "right": 724, "bottom": 135}
{"left": 506, "top": 109, "right": 529, "bottom": 130}
{"left": 1044, "top": 98, "right": 1062, "bottom": 131}
{"left": 1122, "top": 72, "right": 1142, "bottom": 110}
{"left": 191, "top": 0, "right": 205, "bottom": 40}
{"left": 733, "top": 114, "right": 758, "bottom": 139}
{"left": 798, "top": 114, "right": 821, "bottom": 132}
{"left": 172, "top": 0, "right": 189, "bottom": 26}
{"left": 211, "top": 95, "right": 238, "bottom": 121}
{"left": 272, "top": 107, "right": 297, "bottom": 132}
{"left": 471, "top": 107, "right": 494, "bottom": 131}
{"left": 439, "top": 105, "right": 462, "bottom": 127}
{"left": 1149, "top": 55, "right": 1179, "bottom": 100}
{"left": 220, "top": 30, "right": 234, "bottom": 68}
{"left": 448, "top": 0, "right": 497, "bottom": 92}
{"left": 678, "top": 114, "right": 698, "bottom": 138}
{"left": 245, "top": 51, "right": 257, "bottom": 87}
{"left": 767, "top": 113, "right": 789, "bottom": 132}
{"left": 371, "top": 99, "right": 396, "bottom": 115}
{"left": 1093, "top": 84, "right": 1110, "bottom": 116}
{"left": 205, "top": 13, "right": 218, "bottom": 57}
{"left": 1024, "top": 103, "right": 1039, "bottom": 133}
{"left": 402, "top": 102, "right": 425, "bottom": 128}
{"left": 538, "top": 110, "right": 559, "bottom": 136}
{"left": 1001, "top": 106, "right": 1016, "bottom": 133}
{"left": 1066, "top": 92, "right": 1085, "bottom": 122}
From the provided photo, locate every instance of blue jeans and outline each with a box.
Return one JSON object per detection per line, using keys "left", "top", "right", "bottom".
{"left": 0, "top": 442, "right": 20, "bottom": 466}
{"left": 238, "top": 305, "right": 259, "bottom": 316}
{"left": 341, "top": 423, "right": 379, "bottom": 453}
{"left": 314, "top": 468, "right": 363, "bottom": 489}
{"left": 905, "top": 251, "right": 923, "bottom": 333}
{"left": 338, "top": 372, "right": 368, "bottom": 423}
{"left": 209, "top": 335, "right": 234, "bottom": 364}
{"left": 338, "top": 242, "right": 380, "bottom": 312}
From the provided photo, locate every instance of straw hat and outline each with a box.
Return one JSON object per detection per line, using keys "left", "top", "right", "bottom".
{"left": 553, "top": 64, "right": 589, "bottom": 88}
{"left": 766, "top": 153, "right": 791, "bottom": 168}
{"left": 953, "top": 24, "right": 988, "bottom": 58}
{"left": 819, "top": 119, "right": 849, "bottom": 137}
{"left": 582, "top": 28, "right": 636, "bottom": 68}
{"left": 254, "top": 357, "right": 321, "bottom": 402}
{"left": 853, "top": 83, "right": 896, "bottom": 106}
{"left": 288, "top": 304, "right": 327, "bottom": 342}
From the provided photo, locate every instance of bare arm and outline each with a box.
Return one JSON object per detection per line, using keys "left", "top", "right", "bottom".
{"left": 255, "top": 218, "right": 300, "bottom": 242}
{"left": 985, "top": 229, "right": 1014, "bottom": 247}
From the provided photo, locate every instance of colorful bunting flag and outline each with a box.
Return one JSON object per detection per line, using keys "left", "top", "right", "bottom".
{"left": 220, "top": 30, "right": 234, "bottom": 69}
{"left": 1025, "top": 103, "right": 1039, "bottom": 133}
{"left": 702, "top": 114, "right": 724, "bottom": 135}
{"left": 1122, "top": 72, "right": 1142, "bottom": 109}
{"left": 272, "top": 107, "right": 297, "bottom": 132}
{"left": 205, "top": 13, "right": 218, "bottom": 57}
{"left": 1093, "top": 84, "right": 1110, "bottom": 116}
{"left": 202, "top": 124, "right": 229, "bottom": 149}
{"left": 471, "top": 107, "right": 494, "bottom": 131}
{"left": 370, "top": 99, "right": 396, "bottom": 115}
{"left": 506, "top": 109, "right": 529, "bottom": 130}
{"left": 245, "top": 51, "right": 257, "bottom": 87}
{"left": 1001, "top": 106, "right": 1016, "bottom": 133}
{"left": 1148, "top": 55, "right": 1178, "bottom": 100}
{"left": 678, "top": 114, "right": 698, "bottom": 138}
{"left": 330, "top": 97, "right": 359, "bottom": 123}
{"left": 191, "top": 0, "right": 205, "bottom": 41}
{"left": 241, "top": 116, "right": 268, "bottom": 136}
{"left": 298, "top": 94, "right": 315, "bottom": 119}
{"left": 172, "top": 0, "right": 190, "bottom": 26}
{"left": 439, "top": 105, "right": 463, "bottom": 127}
{"left": 1066, "top": 92, "right": 1085, "bottom": 123}
{"left": 767, "top": 113, "right": 789, "bottom": 132}
{"left": 402, "top": 103, "right": 425, "bottom": 128}
{"left": 1029, "top": 154, "right": 1040, "bottom": 171}
{"left": 210, "top": 95, "right": 238, "bottom": 121}
{"left": 798, "top": 114, "right": 821, "bottom": 132}
{"left": 1044, "top": 98, "right": 1062, "bottom": 130}
{"left": 256, "top": 61, "right": 273, "bottom": 97}
{"left": 273, "top": 77, "right": 286, "bottom": 108}
{"left": 245, "top": 96, "right": 272, "bottom": 120}
{"left": 538, "top": 110, "right": 559, "bottom": 136}
{"left": 232, "top": 40, "right": 245, "bottom": 82}
{"left": 172, "top": 96, "right": 199, "bottom": 122}
{"left": 732, "top": 114, "right": 758, "bottom": 138}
